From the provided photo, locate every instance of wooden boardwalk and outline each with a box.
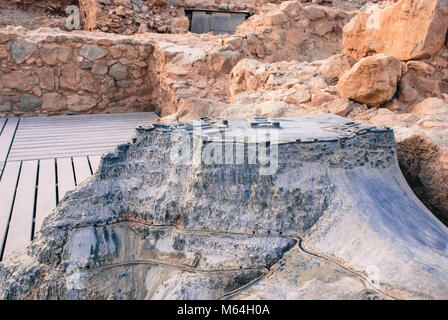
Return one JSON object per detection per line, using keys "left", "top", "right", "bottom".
{"left": 0, "top": 112, "right": 158, "bottom": 261}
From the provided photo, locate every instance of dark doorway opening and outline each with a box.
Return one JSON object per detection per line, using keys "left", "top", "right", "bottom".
{"left": 185, "top": 8, "right": 251, "bottom": 35}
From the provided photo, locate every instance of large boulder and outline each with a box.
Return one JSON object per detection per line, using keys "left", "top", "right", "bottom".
{"left": 343, "top": 0, "right": 448, "bottom": 60}
{"left": 337, "top": 54, "right": 402, "bottom": 107}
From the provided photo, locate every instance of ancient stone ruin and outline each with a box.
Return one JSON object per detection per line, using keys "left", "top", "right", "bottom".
{"left": 0, "top": 0, "right": 448, "bottom": 300}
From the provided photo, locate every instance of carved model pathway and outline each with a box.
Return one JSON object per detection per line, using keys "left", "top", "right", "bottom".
{"left": 0, "top": 112, "right": 158, "bottom": 261}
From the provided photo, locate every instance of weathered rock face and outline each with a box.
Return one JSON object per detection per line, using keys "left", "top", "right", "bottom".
{"left": 397, "top": 132, "right": 448, "bottom": 226}
{"left": 234, "top": 2, "right": 353, "bottom": 62}
{"left": 0, "top": 114, "right": 447, "bottom": 300}
{"left": 337, "top": 54, "right": 402, "bottom": 107}
{"left": 343, "top": 0, "right": 448, "bottom": 60}
{"left": 228, "top": 58, "right": 338, "bottom": 109}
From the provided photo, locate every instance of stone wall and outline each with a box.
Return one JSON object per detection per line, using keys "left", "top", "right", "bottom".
{"left": 0, "top": 27, "right": 157, "bottom": 117}
{"left": 77, "top": 0, "right": 311, "bottom": 35}
{"left": 233, "top": 1, "right": 353, "bottom": 62}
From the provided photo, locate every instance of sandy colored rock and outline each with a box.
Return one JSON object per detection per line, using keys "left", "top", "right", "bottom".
{"left": 319, "top": 54, "right": 353, "bottom": 84}
{"left": 221, "top": 100, "right": 300, "bottom": 118}
{"left": 337, "top": 54, "right": 402, "bottom": 107}
{"left": 343, "top": 0, "right": 448, "bottom": 60}
{"left": 235, "top": 2, "right": 351, "bottom": 62}
{"left": 263, "top": 10, "right": 288, "bottom": 26}
{"left": 160, "top": 98, "right": 231, "bottom": 122}
{"left": 228, "top": 59, "right": 268, "bottom": 96}
{"left": 282, "top": 90, "right": 311, "bottom": 105}
{"left": 412, "top": 97, "right": 448, "bottom": 115}
{"left": 398, "top": 86, "right": 418, "bottom": 103}
{"left": 325, "top": 98, "right": 355, "bottom": 116}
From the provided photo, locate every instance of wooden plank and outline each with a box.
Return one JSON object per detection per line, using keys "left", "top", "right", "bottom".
{"left": 89, "top": 155, "right": 101, "bottom": 173}
{"left": 13, "top": 130, "right": 137, "bottom": 140}
{"left": 9, "top": 143, "right": 119, "bottom": 155}
{"left": 8, "top": 145, "right": 116, "bottom": 160}
{"left": 11, "top": 141, "right": 122, "bottom": 151}
{"left": 73, "top": 156, "right": 92, "bottom": 185}
{"left": 10, "top": 141, "right": 129, "bottom": 153}
{"left": 16, "top": 124, "right": 146, "bottom": 132}
{"left": 7, "top": 112, "right": 159, "bottom": 162}
{"left": 11, "top": 134, "right": 134, "bottom": 146}
{"left": 34, "top": 159, "right": 56, "bottom": 235}
{"left": 57, "top": 157, "right": 76, "bottom": 202}
{"left": 2, "top": 160, "right": 38, "bottom": 259}
{"left": 19, "top": 111, "right": 156, "bottom": 121}
{"left": 8, "top": 150, "right": 108, "bottom": 162}
{"left": 18, "top": 115, "right": 157, "bottom": 128}
{"left": 18, "top": 112, "right": 157, "bottom": 123}
{"left": 0, "top": 118, "right": 19, "bottom": 171}
{"left": 0, "top": 118, "right": 6, "bottom": 134}
{"left": 0, "top": 161, "right": 21, "bottom": 260}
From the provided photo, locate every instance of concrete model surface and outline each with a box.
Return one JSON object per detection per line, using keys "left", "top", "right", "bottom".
{"left": 0, "top": 114, "right": 447, "bottom": 299}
